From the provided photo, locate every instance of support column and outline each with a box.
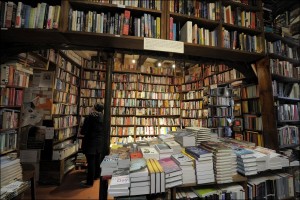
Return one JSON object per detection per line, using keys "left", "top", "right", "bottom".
{"left": 99, "top": 51, "right": 113, "bottom": 200}
{"left": 256, "top": 57, "right": 278, "bottom": 150}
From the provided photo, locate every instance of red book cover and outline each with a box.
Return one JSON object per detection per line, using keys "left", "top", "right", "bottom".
{"left": 8, "top": 67, "right": 15, "bottom": 86}
{"left": 123, "top": 10, "right": 130, "bottom": 35}
{"left": 251, "top": 12, "right": 256, "bottom": 29}
{"left": 169, "top": 17, "right": 173, "bottom": 40}
{"left": 130, "top": 152, "right": 143, "bottom": 160}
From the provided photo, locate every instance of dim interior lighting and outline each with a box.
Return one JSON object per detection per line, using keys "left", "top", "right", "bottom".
{"left": 157, "top": 62, "right": 161, "bottom": 67}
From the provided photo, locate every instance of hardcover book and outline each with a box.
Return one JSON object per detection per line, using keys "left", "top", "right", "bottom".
{"left": 158, "top": 157, "right": 181, "bottom": 175}
{"left": 185, "top": 146, "right": 213, "bottom": 159}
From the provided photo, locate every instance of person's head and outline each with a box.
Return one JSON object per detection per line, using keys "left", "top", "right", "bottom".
{"left": 94, "top": 103, "right": 104, "bottom": 112}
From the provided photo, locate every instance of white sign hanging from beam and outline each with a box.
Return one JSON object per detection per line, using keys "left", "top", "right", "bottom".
{"left": 144, "top": 38, "right": 184, "bottom": 54}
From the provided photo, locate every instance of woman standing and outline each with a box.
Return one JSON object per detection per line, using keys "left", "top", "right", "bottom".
{"left": 80, "top": 103, "right": 104, "bottom": 187}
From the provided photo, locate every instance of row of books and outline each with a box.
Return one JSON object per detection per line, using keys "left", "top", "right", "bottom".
{"left": 137, "top": 92, "right": 180, "bottom": 100}
{"left": 139, "top": 75, "right": 179, "bottom": 85}
{"left": 53, "top": 115, "right": 78, "bottom": 129}
{"left": 169, "top": 1, "right": 221, "bottom": 21}
{"left": 203, "top": 69, "right": 244, "bottom": 86}
{"left": 270, "top": 59, "right": 299, "bottom": 79}
{"left": 0, "top": 130, "right": 17, "bottom": 153}
{"left": 112, "top": 90, "right": 136, "bottom": 98}
{"left": 0, "top": 109, "right": 19, "bottom": 130}
{"left": 136, "top": 108, "right": 181, "bottom": 116}
{"left": 183, "top": 91, "right": 204, "bottom": 100}
{"left": 55, "top": 80, "right": 78, "bottom": 95}
{"left": 80, "top": 98, "right": 103, "bottom": 108}
{"left": 241, "top": 84, "right": 259, "bottom": 99}
{"left": 112, "top": 82, "right": 137, "bottom": 90}
{"left": 243, "top": 115, "right": 263, "bottom": 131}
{"left": 83, "top": 60, "right": 106, "bottom": 71}
{"left": 0, "top": 157, "right": 23, "bottom": 193}
{"left": 137, "top": 100, "right": 180, "bottom": 108}
{"left": 244, "top": 130, "right": 264, "bottom": 146}
{"left": 140, "top": 65, "right": 174, "bottom": 76}
{"left": 222, "top": 29, "right": 263, "bottom": 53}
{"left": 176, "top": 21, "right": 218, "bottom": 46}
{"left": 0, "top": 88, "right": 23, "bottom": 106}
{"left": 272, "top": 81, "right": 300, "bottom": 99}
{"left": 80, "top": 89, "right": 105, "bottom": 98}
{"left": 277, "top": 125, "right": 299, "bottom": 147}
{"left": 0, "top": 2, "right": 60, "bottom": 29}
{"left": 111, "top": 117, "right": 181, "bottom": 126}
{"left": 53, "top": 91, "right": 77, "bottom": 104}
{"left": 69, "top": 9, "right": 161, "bottom": 39}
{"left": 138, "top": 84, "right": 177, "bottom": 93}
{"left": 181, "top": 109, "right": 208, "bottom": 118}
{"left": 180, "top": 81, "right": 203, "bottom": 92}
{"left": 52, "top": 104, "right": 77, "bottom": 115}
{"left": 223, "top": 5, "right": 258, "bottom": 29}
{"left": 54, "top": 127, "right": 77, "bottom": 141}
{"left": 182, "top": 118, "right": 207, "bottom": 127}
{"left": 55, "top": 68, "right": 78, "bottom": 86}
{"left": 208, "top": 107, "right": 233, "bottom": 117}
{"left": 265, "top": 40, "right": 299, "bottom": 60}
{"left": 277, "top": 104, "right": 299, "bottom": 121}
{"left": 208, "top": 117, "right": 230, "bottom": 128}
{"left": 58, "top": 56, "right": 81, "bottom": 77}
{"left": 111, "top": 107, "right": 135, "bottom": 115}
{"left": 86, "top": 0, "right": 162, "bottom": 11}
{"left": 242, "top": 99, "right": 261, "bottom": 113}
{"left": 113, "top": 73, "right": 138, "bottom": 82}
{"left": 81, "top": 80, "right": 105, "bottom": 89}
{"left": 1, "top": 62, "right": 32, "bottom": 88}
{"left": 82, "top": 71, "right": 105, "bottom": 80}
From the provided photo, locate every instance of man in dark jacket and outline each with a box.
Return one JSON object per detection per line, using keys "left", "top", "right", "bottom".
{"left": 80, "top": 103, "right": 104, "bottom": 187}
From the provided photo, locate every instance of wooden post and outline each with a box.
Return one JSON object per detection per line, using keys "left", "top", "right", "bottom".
{"left": 256, "top": 57, "right": 278, "bottom": 150}
{"left": 99, "top": 51, "right": 113, "bottom": 200}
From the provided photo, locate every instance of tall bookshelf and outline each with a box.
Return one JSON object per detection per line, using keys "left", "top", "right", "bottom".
{"left": 78, "top": 55, "right": 106, "bottom": 150}
{"left": 0, "top": 57, "right": 32, "bottom": 156}
{"left": 264, "top": 33, "right": 300, "bottom": 150}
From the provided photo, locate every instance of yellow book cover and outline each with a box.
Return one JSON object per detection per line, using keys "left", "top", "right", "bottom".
{"left": 156, "top": 17, "right": 160, "bottom": 39}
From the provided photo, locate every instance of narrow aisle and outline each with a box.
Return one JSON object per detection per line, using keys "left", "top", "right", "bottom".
{"left": 24, "top": 169, "right": 100, "bottom": 199}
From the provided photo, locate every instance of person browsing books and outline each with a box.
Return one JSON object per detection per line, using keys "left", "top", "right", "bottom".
{"left": 80, "top": 103, "right": 104, "bottom": 187}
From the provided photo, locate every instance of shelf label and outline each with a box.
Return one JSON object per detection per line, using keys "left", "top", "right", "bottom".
{"left": 144, "top": 38, "right": 184, "bottom": 54}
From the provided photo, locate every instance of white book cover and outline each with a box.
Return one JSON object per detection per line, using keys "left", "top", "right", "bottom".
{"left": 180, "top": 21, "right": 192, "bottom": 43}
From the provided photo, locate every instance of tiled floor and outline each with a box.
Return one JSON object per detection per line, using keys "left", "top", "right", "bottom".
{"left": 23, "top": 169, "right": 104, "bottom": 200}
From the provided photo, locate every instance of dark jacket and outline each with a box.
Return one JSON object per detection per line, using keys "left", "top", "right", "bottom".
{"left": 81, "top": 111, "right": 104, "bottom": 154}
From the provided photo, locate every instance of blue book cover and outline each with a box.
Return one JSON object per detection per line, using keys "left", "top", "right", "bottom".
{"left": 234, "top": 148, "right": 254, "bottom": 158}
{"left": 185, "top": 146, "right": 212, "bottom": 158}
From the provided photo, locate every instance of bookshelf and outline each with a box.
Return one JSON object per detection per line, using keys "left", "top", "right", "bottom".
{"left": 0, "top": 0, "right": 299, "bottom": 198}
{"left": 0, "top": 59, "right": 32, "bottom": 156}
{"left": 110, "top": 54, "right": 182, "bottom": 144}
{"left": 265, "top": 33, "right": 300, "bottom": 150}
{"left": 78, "top": 54, "right": 106, "bottom": 151}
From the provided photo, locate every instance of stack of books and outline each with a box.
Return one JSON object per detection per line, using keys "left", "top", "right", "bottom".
{"left": 201, "top": 141, "right": 234, "bottom": 184}
{"left": 186, "top": 146, "right": 215, "bottom": 184}
{"left": 158, "top": 157, "right": 183, "bottom": 188}
{"left": 0, "top": 156, "right": 23, "bottom": 187}
{"left": 140, "top": 147, "right": 160, "bottom": 160}
{"left": 170, "top": 129, "right": 196, "bottom": 147}
{"left": 186, "top": 127, "right": 212, "bottom": 145}
{"left": 100, "top": 155, "right": 119, "bottom": 177}
{"left": 147, "top": 159, "right": 165, "bottom": 194}
{"left": 129, "top": 158, "right": 150, "bottom": 196}
{"left": 108, "top": 168, "right": 130, "bottom": 197}
{"left": 165, "top": 140, "right": 182, "bottom": 154}
{"left": 235, "top": 148, "right": 258, "bottom": 176}
{"left": 154, "top": 143, "right": 173, "bottom": 159}
{"left": 158, "top": 134, "right": 175, "bottom": 142}
{"left": 171, "top": 153, "right": 196, "bottom": 184}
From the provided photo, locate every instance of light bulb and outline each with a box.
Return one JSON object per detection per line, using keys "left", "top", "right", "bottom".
{"left": 132, "top": 59, "right": 136, "bottom": 64}
{"left": 172, "top": 64, "right": 175, "bottom": 68}
{"left": 157, "top": 62, "right": 161, "bottom": 67}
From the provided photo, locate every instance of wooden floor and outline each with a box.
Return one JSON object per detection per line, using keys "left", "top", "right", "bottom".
{"left": 23, "top": 169, "right": 105, "bottom": 200}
